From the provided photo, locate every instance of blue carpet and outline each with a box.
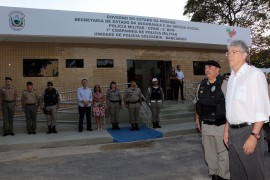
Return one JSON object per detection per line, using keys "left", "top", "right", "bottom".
{"left": 107, "top": 126, "right": 163, "bottom": 142}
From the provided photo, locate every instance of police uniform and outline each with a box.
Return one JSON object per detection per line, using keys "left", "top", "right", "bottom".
{"left": 124, "top": 86, "right": 142, "bottom": 130}
{"left": 21, "top": 88, "right": 39, "bottom": 134}
{"left": 146, "top": 82, "right": 164, "bottom": 129}
{"left": 0, "top": 85, "right": 17, "bottom": 135}
{"left": 40, "top": 87, "right": 60, "bottom": 134}
{"left": 196, "top": 75, "right": 230, "bottom": 180}
{"left": 106, "top": 88, "right": 122, "bottom": 130}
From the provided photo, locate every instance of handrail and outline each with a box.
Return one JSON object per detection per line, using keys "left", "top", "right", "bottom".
{"left": 58, "top": 82, "right": 151, "bottom": 126}
{"left": 140, "top": 94, "right": 151, "bottom": 126}
{"left": 184, "top": 80, "right": 199, "bottom": 104}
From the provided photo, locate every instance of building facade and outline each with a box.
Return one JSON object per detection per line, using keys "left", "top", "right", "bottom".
{"left": 0, "top": 6, "right": 251, "bottom": 100}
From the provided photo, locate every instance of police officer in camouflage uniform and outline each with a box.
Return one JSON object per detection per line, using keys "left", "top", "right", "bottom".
{"left": 21, "top": 82, "right": 40, "bottom": 134}
{"left": 106, "top": 81, "right": 122, "bottom": 130}
{"left": 124, "top": 79, "right": 142, "bottom": 131}
{"left": 40, "top": 81, "right": 60, "bottom": 134}
{"left": 0, "top": 77, "right": 17, "bottom": 136}
{"left": 146, "top": 78, "right": 164, "bottom": 129}
{"left": 195, "top": 60, "right": 229, "bottom": 180}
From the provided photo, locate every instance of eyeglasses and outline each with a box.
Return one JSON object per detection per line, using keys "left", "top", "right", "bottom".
{"left": 225, "top": 50, "right": 243, "bottom": 57}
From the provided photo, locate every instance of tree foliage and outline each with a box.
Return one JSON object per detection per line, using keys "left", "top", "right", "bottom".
{"left": 183, "top": 0, "right": 270, "bottom": 67}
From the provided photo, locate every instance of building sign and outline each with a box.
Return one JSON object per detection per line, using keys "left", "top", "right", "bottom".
{"left": 0, "top": 6, "right": 252, "bottom": 46}
{"left": 9, "top": 10, "right": 25, "bottom": 31}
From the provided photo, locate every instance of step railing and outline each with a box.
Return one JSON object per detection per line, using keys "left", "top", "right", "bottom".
{"left": 1, "top": 82, "right": 151, "bottom": 126}
{"left": 184, "top": 80, "right": 199, "bottom": 104}
{"left": 59, "top": 83, "right": 151, "bottom": 126}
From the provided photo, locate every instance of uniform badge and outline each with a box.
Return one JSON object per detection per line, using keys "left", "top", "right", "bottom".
{"left": 200, "top": 90, "right": 203, "bottom": 93}
{"left": 211, "top": 86, "right": 216, "bottom": 92}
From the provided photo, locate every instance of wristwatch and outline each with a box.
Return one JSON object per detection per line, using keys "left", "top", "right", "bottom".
{"left": 250, "top": 132, "right": 260, "bottom": 140}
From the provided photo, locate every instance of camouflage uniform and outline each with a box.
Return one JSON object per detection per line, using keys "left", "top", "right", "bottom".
{"left": 106, "top": 88, "right": 122, "bottom": 129}
{"left": 0, "top": 85, "right": 17, "bottom": 135}
{"left": 124, "top": 86, "right": 142, "bottom": 130}
{"left": 21, "top": 89, "right": 39, "bottom": 134}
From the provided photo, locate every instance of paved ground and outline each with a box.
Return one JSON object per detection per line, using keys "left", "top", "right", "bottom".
{"left": 0, "top": 134, "right": 270, "bottom": 180}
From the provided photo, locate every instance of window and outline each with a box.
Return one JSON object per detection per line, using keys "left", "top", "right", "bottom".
{"left": 193, "top": 61, "right": 206, "bottom": 75}
{"left": 97, "top": 59, "right": 114, "bottom": 68}
{"left": 66, "top": 59, "right": 84, "bottom": 68}
{"left": 23, "top": 59, "right": 58, "bottom": 77}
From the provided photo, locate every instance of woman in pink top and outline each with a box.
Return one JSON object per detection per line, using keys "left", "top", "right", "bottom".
{"left": 92, "top": 84, "right": 105, "bottom": 130}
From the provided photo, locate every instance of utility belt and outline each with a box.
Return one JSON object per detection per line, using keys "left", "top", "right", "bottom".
{"left": 45, "top": 103, "right": 57, "bottom": 107}
{"left": 109, "top": 100, "right": 120, "bottom": 103}
{"left": 3, "top": 100, "right": 14, "bottom": 103}
{"left": 127, "top": 100, "right": 140, "bottom": 104}
{"left": 25, "top": 103, "right": 36, "bottom": 106}
{"left": 202, "top": 118, "right": 226, "bottom": 126}
{"left": 229, "top": 122, "right": 252, "bottom": 129}
{"left": 150, "top": 100, "right": 162, "bottom": 103}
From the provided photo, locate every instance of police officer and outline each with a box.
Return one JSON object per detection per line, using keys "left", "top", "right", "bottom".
{"left": 40, "top": 81, "right": 60, "bottom": 134}
{"left": 195, "top": 60, "right": 230, "bottom": 180}
{"left": 0, "top": 77, "right": 17, "bottom": 136}
{"left": 146, "top": 78, "right": 164, "bottom": 129}
{"left": 124, "top": 78, "right": 142, "bottom": 131}
{"left": 106, "top": 81, "right": 122, "bottom": 130}
{"left": 21, "top": 82, "right": 40, "bottom": 134}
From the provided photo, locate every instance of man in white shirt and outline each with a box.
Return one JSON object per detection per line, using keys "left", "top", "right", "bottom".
{"left": 77, "top": 79, "right": 93, "bottom": 132}
{"left": 176, "top": 65, "right": 185, "bottom": 100}
{"left": 224, "top": 40, "right": 270, "bottom": 180}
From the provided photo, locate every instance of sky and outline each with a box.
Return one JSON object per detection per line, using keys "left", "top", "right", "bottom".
{"left": 0, "top": 0, "right": 190, "bottom": 21}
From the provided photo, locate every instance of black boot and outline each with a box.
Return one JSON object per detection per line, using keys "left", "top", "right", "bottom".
{"left": 152, "top": 122, "right": 157, "bottom": 129}
{"left": 135, "top": 123, "right": 140, "bottom": 131}
{"left": 156, "top": 121, "right": 161, "bottom": 128}
{"left": 268, "top": 141, "right": 270, "bottom": 153}
{"left": 116, "top": 123, "right": 120, "bottom": 130}
{"left": 130, "top": 123, "right": 135, "bottom": 131}
{"left": 52, "top": 126, "right": 58, "bottom": 134}
{"left": 47, "top": 126, "right": 52, "bottom": 134}
{"left": 112, "top": 123, "right": 116, "bottom": 130}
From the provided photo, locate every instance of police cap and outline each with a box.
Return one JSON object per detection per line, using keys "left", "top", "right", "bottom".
{"left": 26, "top": 81, "right": 33, "bottom": 85}
{"left": 205, "top": 60, "right": 221, "bottom": 68}
{"left": 5, "top": 77, "right": 12, "bottom": 81}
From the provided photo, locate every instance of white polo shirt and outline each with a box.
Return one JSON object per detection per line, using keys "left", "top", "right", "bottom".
{"left": 226, "top": 63, "right": 270, "bottom": 124}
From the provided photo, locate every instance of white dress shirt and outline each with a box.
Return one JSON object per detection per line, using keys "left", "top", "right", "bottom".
{"left": 226, "top": 63, "right": 270, "bottom": 124}
{"left": 77, "top": 86, "right": 92, "bottom": 107}
{"left": 176, "top": 70, "right": 184, "bottom": 80}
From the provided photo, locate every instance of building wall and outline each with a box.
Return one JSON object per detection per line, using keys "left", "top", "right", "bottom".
{"left": 0, "top": 42, "right": 230, "bottom": 96}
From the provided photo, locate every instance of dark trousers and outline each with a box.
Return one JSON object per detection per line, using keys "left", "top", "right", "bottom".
{"left": 228, "top": 125, "right": 265, "bottom": 180}
{"left": 170, "top": 84, "right": 179, "bottom": 100}
{"left": 179, "top": 81, "right": 184, "bottom": 100}
{"left": 24, "top": 105, "right": 37, "bottom": 133}
{"left": 78, "top": 106, "right": 92, "bottom": 131}
{"left": 2, "top": 102, "right": 15, "bottom": 133}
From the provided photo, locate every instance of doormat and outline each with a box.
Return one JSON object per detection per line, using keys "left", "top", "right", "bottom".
{"left": 107, "top": 126, "right": 163, "bottom": 142}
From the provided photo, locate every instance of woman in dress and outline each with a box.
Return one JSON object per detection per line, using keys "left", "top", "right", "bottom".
{"left": 92, "top": 84, "right": 105, "bottom": 130}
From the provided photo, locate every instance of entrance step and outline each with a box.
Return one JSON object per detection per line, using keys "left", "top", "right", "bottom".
{"left": 141, "top": 100, "right": 197, "bottom": 136}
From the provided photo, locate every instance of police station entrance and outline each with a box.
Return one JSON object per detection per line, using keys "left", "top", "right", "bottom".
{"left": 127, "top": 60, "right": 171, "bottom": 100}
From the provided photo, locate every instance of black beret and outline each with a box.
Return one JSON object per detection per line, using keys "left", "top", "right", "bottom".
{"left": 47, "top": 81, "right": 53, "bottom": 86}
{"left": 205, "top": 60, "right": 221, "bottom": 68}
{"left": 5, "top": 77, "right": 12, "bottom": 81}
{"left": 26, "top": 82, "right": 33, "bottom": 85}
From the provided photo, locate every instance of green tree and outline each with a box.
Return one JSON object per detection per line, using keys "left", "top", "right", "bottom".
{"left": 183, "top": 0, "right": 270, "bottom": 67}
